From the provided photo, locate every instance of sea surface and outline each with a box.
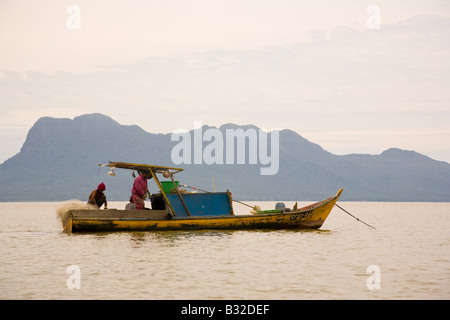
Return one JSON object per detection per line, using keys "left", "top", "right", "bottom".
{"left": 0, "top": 200, "right": 449, "bottom": 300}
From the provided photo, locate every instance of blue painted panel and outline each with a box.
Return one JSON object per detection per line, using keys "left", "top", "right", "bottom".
{"left": 165, "top": 192, "right": 233, "bottom": 217}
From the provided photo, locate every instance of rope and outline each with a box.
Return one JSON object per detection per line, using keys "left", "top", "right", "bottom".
{"left": 334, "top": 203, "right": 376, "bottom": 230}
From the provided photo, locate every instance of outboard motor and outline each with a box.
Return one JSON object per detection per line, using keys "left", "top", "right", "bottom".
{"left": 275, "top": 202, "right": 291, "bottom": 213}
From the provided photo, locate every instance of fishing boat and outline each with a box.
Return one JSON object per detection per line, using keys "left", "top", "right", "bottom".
{"left": 59, "top": 161, "right": 343, "bottom": 233}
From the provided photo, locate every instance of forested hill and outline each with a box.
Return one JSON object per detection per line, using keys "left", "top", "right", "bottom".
{"left": 1, "top": 113, "right": 449, "bottom": 202}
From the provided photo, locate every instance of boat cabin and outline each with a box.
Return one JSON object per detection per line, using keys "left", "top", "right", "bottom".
{"left": 100, "top": 162, "right": 234, "bottom": 218}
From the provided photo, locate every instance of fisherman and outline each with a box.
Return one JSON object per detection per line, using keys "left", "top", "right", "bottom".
{"left": 88, "top": 182, "right": 108, "bottom": 209}
{"left": 129, "top": 169, "right": 152, "bottom": 210}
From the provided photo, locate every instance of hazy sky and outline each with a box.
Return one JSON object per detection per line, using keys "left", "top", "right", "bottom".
{"left": 1, "top": 0, "right": 449, "bottom": 164}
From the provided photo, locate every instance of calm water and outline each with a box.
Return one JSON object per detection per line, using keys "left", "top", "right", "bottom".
{"left": 0, "top": 200, "right": 449, "bottom": 300}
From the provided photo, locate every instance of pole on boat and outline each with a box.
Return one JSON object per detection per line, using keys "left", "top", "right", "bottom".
{"left": 334, "top": 203, "right": 376, "bottom": 230}
{"left": 168, "top": 171, "right": 191, "bottom": 216}
{"left": 149, "top": 169, "right": 177, "bottom": 217}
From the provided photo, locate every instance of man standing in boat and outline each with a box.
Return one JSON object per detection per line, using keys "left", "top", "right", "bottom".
{"left": 130, "top": 169, "right": 152, "bottom": 210}
{"left": 88, "top": 182, "right": 108, "bottom": 209}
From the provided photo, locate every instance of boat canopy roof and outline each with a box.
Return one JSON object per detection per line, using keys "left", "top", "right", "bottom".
{"left": 100, "top": 161, "right": 184, "bottom": 174}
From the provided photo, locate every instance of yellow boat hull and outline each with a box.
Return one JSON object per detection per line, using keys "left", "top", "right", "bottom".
{"left": 62, "top": 189, "right": 343, "bottom": 233}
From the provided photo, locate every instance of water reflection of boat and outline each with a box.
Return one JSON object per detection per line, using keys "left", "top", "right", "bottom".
{"left": 59, "top": 161, "right": 343, "bottom": 233}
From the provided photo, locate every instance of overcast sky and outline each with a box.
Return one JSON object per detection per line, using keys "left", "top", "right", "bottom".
{"left": 1, "top": 0, "right": 449, "bottom": 164}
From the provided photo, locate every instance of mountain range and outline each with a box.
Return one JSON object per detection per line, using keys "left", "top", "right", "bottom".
{"left": 0, "top": 113, "right": 449, "bottom": 202}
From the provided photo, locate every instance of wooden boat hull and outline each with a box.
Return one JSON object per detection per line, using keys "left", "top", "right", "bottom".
{"left": 61, "top": 189, "right": 343, "bottom": 233}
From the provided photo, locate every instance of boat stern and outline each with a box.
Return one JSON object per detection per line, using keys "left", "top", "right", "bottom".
{"left": 58, "top": 210, "right": 73, "bottom": 232}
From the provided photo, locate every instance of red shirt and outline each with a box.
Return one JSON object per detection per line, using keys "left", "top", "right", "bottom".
{"left": 131, "top": 174, "right": 148, "bottom": 198}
